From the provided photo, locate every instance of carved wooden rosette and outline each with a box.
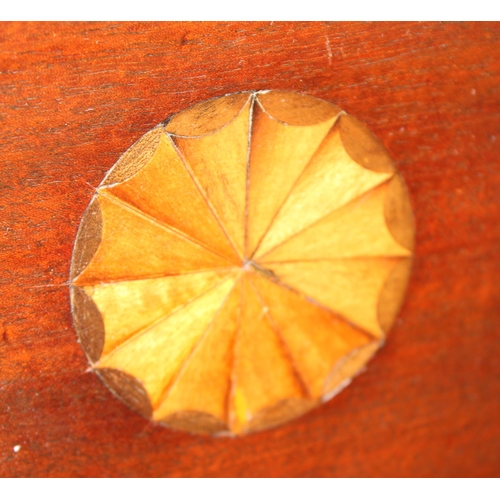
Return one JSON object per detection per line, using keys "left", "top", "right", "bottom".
{"left": 70, "top": 90, "right": 415, "bottom": 436}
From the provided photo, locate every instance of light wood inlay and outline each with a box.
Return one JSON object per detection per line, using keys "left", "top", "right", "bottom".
{"left": 71, "top": 91, "right": 415, "bottom": 435}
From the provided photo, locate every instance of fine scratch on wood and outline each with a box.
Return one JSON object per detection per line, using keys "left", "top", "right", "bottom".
{"left": 325, "top": 36, "right": 333, "bottom": 66}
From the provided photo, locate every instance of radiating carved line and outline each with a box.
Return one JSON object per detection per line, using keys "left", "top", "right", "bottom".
{"left": 249, "top": 277, "right": 313, "bottom": 399}
{"left": 226, "top": 273, "right": 245, "bottom": 432}
{"left": 95, "top": 275, "right": 236, "bottom": 365}
{"left": 256, "top": 271, "right": 378, "bottom": 343}
{"left": 75, "top": 266, "right": 236, "bottom": 288}
{"left": 262, "top": 255, "right": 410, "bottom": 265}
{"left": 255, "top": 177, "right": 397, "bottom": 262}
{"left": 249, "top": 112, "right": 343, "bottom": 260}
{"left": 98, "top": 190, "right": 236, "bottom": 266}
{"left": 153, "top": 275, "right": 242, "bottom": 413}
{"left": 167, "top": 132, "right": 243, "bottom": 261}
{"left": 243, "top": 93, "right": 257, "bottom": 260}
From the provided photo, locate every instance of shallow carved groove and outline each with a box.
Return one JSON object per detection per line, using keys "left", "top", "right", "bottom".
{"left": 70, "top": 90, "right": 415, "bottom": 436}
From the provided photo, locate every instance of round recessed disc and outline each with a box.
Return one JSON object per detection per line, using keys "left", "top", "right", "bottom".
{"left": 70, "top": 91, "right": 415, "bottom": 436}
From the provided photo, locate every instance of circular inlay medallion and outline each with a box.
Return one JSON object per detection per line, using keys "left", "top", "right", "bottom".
{"left": 70, "top": 91, "right": 415, "bottom": 435}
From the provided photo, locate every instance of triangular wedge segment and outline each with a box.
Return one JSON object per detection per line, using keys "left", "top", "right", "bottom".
{"left": 260, "top": 180, "right": 411, "bottom": 263}
{"left": 246, "top": 93, "right": 341, "bottom": 257}
{"left": 83, "top": 269, "right": 233, "bottom": 357}
{"left": 172, "top": 97, "right": 252, "bottom": 257}
{"left": 72, "top": 194, "right": 232, "bottom": 286}
{"left": 154, "top": 278, "right": 242, "bottom": 432}
{"left": 252, "top": 274, "right": 372, "bottom": 399}
{"left": 101, "top": 129, "right": 238, "bottom": 263}
{"left": 266, "top": 258, "right": 403, "bottom": 338}
{"left": 229, "top": 275, "right": 307, "bottom": 434}
{"left": 96, "top": 276, "right": 236, "bottom": 408}
{"left": 255, "top": 122, "right": 394, "bottom": 258}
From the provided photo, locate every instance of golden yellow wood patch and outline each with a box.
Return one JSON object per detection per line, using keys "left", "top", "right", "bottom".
{"left": 71, "top": 90, "right": 415, "bottom": 435}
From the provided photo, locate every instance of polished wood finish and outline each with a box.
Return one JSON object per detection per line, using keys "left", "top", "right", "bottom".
{"left": 1, "top": 21, "right": 500, "bottom": 476}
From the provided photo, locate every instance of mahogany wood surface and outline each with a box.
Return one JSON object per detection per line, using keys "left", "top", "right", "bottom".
{"left": 1, "top": 21, "right": 500, "bottom": 477}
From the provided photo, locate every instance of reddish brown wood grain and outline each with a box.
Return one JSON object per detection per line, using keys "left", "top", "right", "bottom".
{"left": 1, "top": 21, "right": 500, "bottom": 477}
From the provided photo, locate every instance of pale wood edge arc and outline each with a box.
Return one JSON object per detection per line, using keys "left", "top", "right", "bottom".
{"left": 257, "top": 90, "right": 342, "bottom": 126}
{"left": 70, "top": 285, "right": 105, "bottom": 363}
{"left": 96, "top": 367, "right": 153, "bottom": 419}
{"left": 384, "top": 174, "right": 416, "bottom": 251}
{"left": 159, "top": 411, "right": 228, "bottom": 436}
{"left": 322, "top": 341, "right": 382, "bottom": 401}
{"left": 164, "top": 91, "right": 253, "bottom": 137}
{"left": 339, "top": 114, "right": 396, "bottom": 174}
{"left": 70, "top": 197, "right": 102, "bottom": 281}
{"left": 243, "top": 398, "right": 318, "bottom": 435}
{"left": 377, "top": 257, "right": 414, "bottom": 333}
{"left": 101, "top": 127, "right": 163, "bottom": 187}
